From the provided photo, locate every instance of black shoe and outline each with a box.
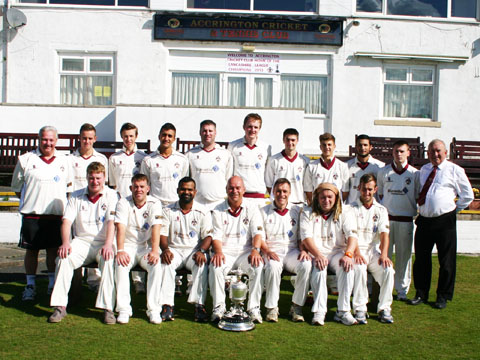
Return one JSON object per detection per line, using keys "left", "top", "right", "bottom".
{"left": 434, "top": 298, "right": 447, "bottom": 309}
{"left": 408, "top": 296, "right": 426, "bottom": 305}
{"left": 194, "top": 304, "right": 208, "bottom": 323}
{"left": 161, "top": 305, "right": 175, "bottom": 321}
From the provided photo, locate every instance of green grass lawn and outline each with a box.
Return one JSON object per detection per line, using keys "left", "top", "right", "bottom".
{"left": 1, "top": 256, "right": 479, "bottom": 360}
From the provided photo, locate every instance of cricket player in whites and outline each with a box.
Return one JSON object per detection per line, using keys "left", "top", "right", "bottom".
{"left": 260, "top": 178, "right": 312, "bottom": 322}
{"left": 301, "top": 183, "right": 358, "bottom": 326}
{"left": 377, "top": 140, "right": 418, "bottom": 301}
{"left": 351, "top": 174, "right": 395, "bottom": 324}
{"left": 115, "top": 174, "right": 163, "bottom": 325}
{"left": 49, "top": 162, "right": 117, "bottom": 324}
{"left": 109, "top": 122, "right": 149, "bottom": 295}
{"left": 159, "top": 177, "right": 213, "bottom": 322}
{"left": 209, "top": 176, "right": 265, "bottom": 323}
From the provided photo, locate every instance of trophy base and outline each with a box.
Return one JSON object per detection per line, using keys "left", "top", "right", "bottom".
{"left": 218, "top": 314, "right": 256, "bottom": 332}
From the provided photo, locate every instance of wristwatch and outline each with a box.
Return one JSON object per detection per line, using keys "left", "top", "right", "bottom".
{"left": 199, "top": 248, "right": 207, "bottom": 254}
{"left": 253, "top": 247, "right": 261, "bottom": 253}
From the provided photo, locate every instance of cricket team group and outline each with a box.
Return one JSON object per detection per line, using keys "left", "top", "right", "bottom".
{"left": 12, "top": 112, "right": 474, "bottom": 326}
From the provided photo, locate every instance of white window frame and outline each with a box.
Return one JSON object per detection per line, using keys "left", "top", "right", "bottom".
{"left": 355, "top": 0, "right": 479, "bottom": 21}
{"left": 381, "top": 64, "right": 436, "bottom": 121}
{"left": 222, "top": 73, "right": 278, "bottom": 107}
{"left": 185, "top": 0, "right": 318, "bottom": 14}
{"left": 58, "top": 53, "right": 115, "bottom": 106}
{"left": 15, "top": 0, "right": 148, "bottom": 7}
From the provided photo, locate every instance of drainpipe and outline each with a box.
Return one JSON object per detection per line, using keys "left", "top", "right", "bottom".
{"left": 1, "top": 0, "right": 9, "bottom": 103}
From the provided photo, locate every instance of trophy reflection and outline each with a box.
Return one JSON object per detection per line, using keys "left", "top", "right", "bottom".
{"left": 218, "top": 269, "right": 255, "bottom": 331}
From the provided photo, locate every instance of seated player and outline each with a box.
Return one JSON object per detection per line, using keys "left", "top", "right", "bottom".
{"left": 351, "top": 174, "right": 395, "bottom": 324}
{"left": 260, "top": 178, "right": 312, "bottom": 322}
{"left": 115, "top": 174, "right": 163, "bottom": 325}
{"left": 159, "top": 177, "right": 213, "bottom": 322}
{"left": 301, "top": 183, "right": 358, "bottom": 326}
{"left": 48, "top": 162, "right": 118, "bottom": 324}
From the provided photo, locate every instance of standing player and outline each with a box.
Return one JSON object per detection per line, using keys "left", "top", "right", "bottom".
{"left": 69, "top": 123, "right": 109, "bottom": 290}
{"left": 301, "top": 183, "right": 358, "bottom": 326}
{"left": 228, "top": 113, "right": 271, "bottom": 207}
{"left": 109, "top": 122, "right": 148, "bottom": 294}
{"left": 351, "top": 174, "right": 395, "bottom": 324}
{"left": 377, "top": 140, "right": 418, "bottom": 301}
{"left": 141, "top": 123, "right": 189, "bottom": 206}
{"left": 304, "top": 133, "right": 349, "bottom": 205}
{"left": 114, "top": 174, "right": 163, "bottom": 325}
{"left": 265, "top": 128, "right": 309, "bottom": 205}
{"left": 209, "top": 176, "right": 265, "bottom": 323}
{"left": 48, "top": 162, "right": 117, "bottom": 324}
{"left": 12, "top": 126, "right": 71, "bottom": 301}
{"left": 159, "top": 177, "right": 213, "bottom": 322}
{"left": 260, "top": 178, "right": 312, "bottom": 322}
{"left": 187, "top": 120, "right": 233, "bottom": 210}
{"left": 346, "top": 134, "right": 384, "bottom": 204}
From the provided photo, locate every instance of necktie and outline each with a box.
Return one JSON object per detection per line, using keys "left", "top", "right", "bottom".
{"left": 417, "top": 166, "right": 438, "bottom": 206}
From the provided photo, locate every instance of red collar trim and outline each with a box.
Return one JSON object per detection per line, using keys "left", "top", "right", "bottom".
{"left": 274, "top": 207, "right": 289, "bottom": 216}
{"left": 321, "top": 213, "right": 331, "bottom": 221}
{"left": 135, "top": 201, "right": 146, "bottom": 209}
{"left": 363, "top": 202, "right": 373, "bottom": 209}
{"left": 392, "top": 162, "right": 408, "bottom": 175}
{"left": 181, "top": 208, "right": 192, "bottom": 215}
{"left": 320, "top": 157, "right": 335, "bottom": 170}
{"left": 124, "top": 151, "right": 135, "bottom": 156}
{"left": 228, "top": 206, "right": 243, "bottom": 217}
{"left": 244, "top": 143, "right": 256, "bottom": 150}
{"left": 357, "top": 161, "right": 369, "bottom": 170}
{"left": 281, "top": 150, "right": 298, "bottom": 163}
{"left": 202, "top": 146, "right": 216, "bottom": 153}
{"left": 39, "top": 156, "right": 56, "bottom": 164}
{"left": 87, "top": 193, "right": 103, "bottom": 204}
{"left": 81, "top": 154, "right": 93, "bottom": 160}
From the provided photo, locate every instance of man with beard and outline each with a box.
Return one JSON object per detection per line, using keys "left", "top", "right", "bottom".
{"left": 159, "top": 177, "right": 213, "bottom": 322}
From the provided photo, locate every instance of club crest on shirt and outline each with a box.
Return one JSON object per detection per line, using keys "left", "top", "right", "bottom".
{"left": 279, "top": 166, "right": 284, "bottom": 171}
{"left": 175, "top": 162, "right": 180, "bottom": 168}
{"left": 143, "top": 211, "right": 149, "bottom": 219}
{"left": 405, "top": 177, "right": 412, "bottom": 185}
{"left": 32, "top": 165, "right": 36, "bottom": 169}
{"left": 101, "top": 204, "right": 107, "bottom": 211}
{"left": 156, "top": 163, "right": 160, "bottom": 168}
{"left": 75, "top": 163, "right": 79, "bottom": 168}
{"left": 372, "top": 214, "right": 378, "bottom": 222}
{"left": 197, "top": 155, "right": 200, "bottom": 159}
{"left": 333, "top": 174, "right": 338, "bottom": 180}
{"left": 291, "top": 219, "right": 297, "bottom": 226}
{"left": 223, "top": 220, "right": 228, "bottom": 225}
{"left": 135, "top": 161, "right": 141, "bottom": 167}
{"left": 238, "top": 151, "right": 242, "bottom": 156}
{"left": 119, "top": 161, "right": 123, "bottom": 165}
{"left": 60, "top": 166, "right": 65, "bottom": 172}
{"left": 258, "top": 154, "right": 263, "bottom": 160}
{"left": 243, "top": 217, "right": 249, "bottom": 225}
{"left": 298, "top": 167, "right": 303, "bottom": 173}
{"left": 176, "top": 216, "right": 180, "bottom": 221}
{"left": 191, "top": 219, "right": 198, "bottom": 226}
{"left": 216, "top": 156, "right": 221, "bottom": 162}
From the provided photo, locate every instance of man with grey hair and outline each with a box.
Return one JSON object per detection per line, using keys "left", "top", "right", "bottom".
{"left": 12, "top": 126, "right": 71, "bottom": 301}
{"left": 409, "top": 139, "right": 473, "bottom": 309}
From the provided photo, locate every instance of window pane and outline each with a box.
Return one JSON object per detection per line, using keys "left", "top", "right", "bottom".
{"left": 62, "top": 59, "right": 84, "bottom": 72}
{"left": 254, "top": 78, "right": 272, "bottom": 107}
{"left": 118, "top": 0, "right": 148, "bottom": 5}
{"left": 254, "top": 0, "right": 317, "bottom": 11}
{"left": 90, "top": 59, "right": 112, "bottom": 72}
{"left": 18, "top": 0, "right": 47, "bottom": 3}
{"left": 50, "top": 0, "right": 115, "bottom": 4}
{"left": 387, "top": 0, "right": 447, "bottom": 17}
{"left": 228, "top": 78, "right": 246, "bottom": 106}
{"left": 452, "top": 0, "right": 477, "bottom": 17}
{"left": 412, "top": 69, "right": 433, "bottom": 82}
{"left": 384, "top": 84, "right": 432, "bottom": 118}
{"left": 281, "top": 76, "right": 327, "bottom": 115}
{"left": 172, "top": 73, "right": 219, "bottom": 106}
{"left": 189, "top": 0, "right": 250, "bottom": 10}
{"left": 385, "top": 68, "right": 407, "bottom": 81}
{"left": 356, "top": 0, "right": 382, "bottom": 12}
{"left": 61, "top": 75, "right": 85, "bottom": 105}
{"left": 89, "top": 76, "right": 113, "bottom": 106}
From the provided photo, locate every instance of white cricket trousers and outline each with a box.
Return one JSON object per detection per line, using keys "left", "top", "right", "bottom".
{"left": 310, "top": 252, "right": 354, "bottom": 314}
{"left": 50, "top": 239, "right": 115, "bottom": 311}
{"left": 388, "top": 220, "right": 413, "bottom": 297}
{"left": 209, "top": 251, "right": 264, "bottom": 311}
{"left": 264, "top": 248, "right": 312, "bottom": 308}
{"left": 353, "top": 250, "right": 395, "bottom": 313}
{"left": 115, "top": 245, "right": 162, "bottom": 316}
{"left": 160, "top": 247, "right": 208, "bottom": 306}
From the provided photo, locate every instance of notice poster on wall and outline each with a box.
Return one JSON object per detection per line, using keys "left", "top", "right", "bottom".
{"left": 226, "top": 53, "right": 281, "bottom": 74}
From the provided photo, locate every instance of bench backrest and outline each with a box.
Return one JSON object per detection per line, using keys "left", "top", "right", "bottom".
{"left": 450, "top": 137, "right": 480, "bottom": 160}
{"left": 176, "top": 138, "right": 229, "bottom": 153}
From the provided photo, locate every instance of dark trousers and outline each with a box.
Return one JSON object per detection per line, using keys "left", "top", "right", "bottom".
{"left": 413, "top": 210, "right": 457, "bottom": 301}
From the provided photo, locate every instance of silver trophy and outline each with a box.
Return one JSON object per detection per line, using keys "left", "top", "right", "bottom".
{"left": 218, "top": 269, "right": 255, "bottom": 331}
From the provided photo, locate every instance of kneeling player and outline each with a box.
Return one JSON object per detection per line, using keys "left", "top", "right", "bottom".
{"left": 301, "top": 183, "right": 358, "bottom": 326}
{"left": 49, "top": 162, "right": 117, "bottom": 324}
{"left": 351, "top": 174, "right": 395, "bottom": 324}
{"left": 260, "top": 178, "right": 311, "bottom": 322}
{"left": 115, "top": 174, "right": 163, "bottom": 324}
{"left": 159, "top": 177, "right": 212, "bottom": 322}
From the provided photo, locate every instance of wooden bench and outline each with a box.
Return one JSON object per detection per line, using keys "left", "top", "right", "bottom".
{"left": 176, "top": 138, "right": 229, "bottom": 154}
{"left": 449, "top": 138, "right": 480, "bottom": 186}
{"left": 349, "top": 136, "right": 426, "bottom": 168}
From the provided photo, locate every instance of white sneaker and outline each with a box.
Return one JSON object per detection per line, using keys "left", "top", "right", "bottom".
{"left": 379, "top": 309, "right": 394, "bottom": 324}
{"left": 211, "top": 305, "right": 225, "bottom": 322}
{"left": 311, "top": 312, "right": 325, "bottom": 326}
{"left": 117, "top": 312, "right": 130, "bottom": 324}
{"left": 289, "top": 304, "right": 305, "bottom": 322}
{"left": 265, "top": 307, "right": 279, "bottom": 322}
{"left": 354, "top": 311, "right": 369, "bottom": 325}
{"left": 149, "top": 312, "right": 162, "bottom": 325}
{"left": 22, "top": 285, "right": 36, "bottom": 301}
{"left": 334, "top": 311, "right": 358, "bottom": 326}
{"left": 249, "top": 307, "right": 263, "bottom": 324}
